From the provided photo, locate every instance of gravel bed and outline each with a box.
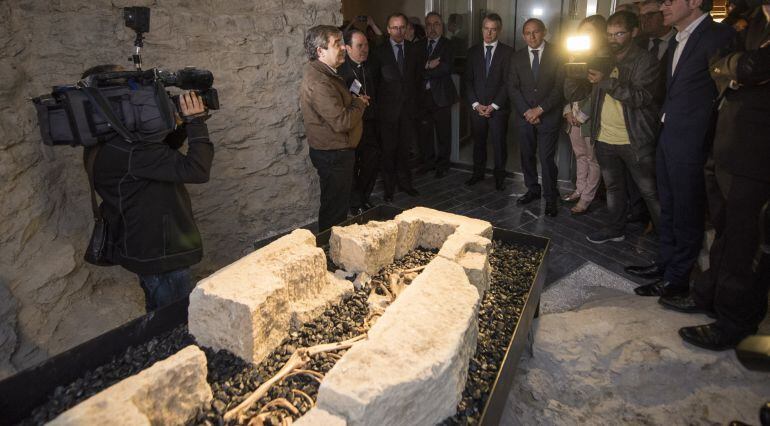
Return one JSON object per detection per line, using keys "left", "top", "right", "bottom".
{"left": 18, "top": 242, "right": 543, "bottom": 426}
{"left": 440, "top": 241, "right": 544, "bottom": 425}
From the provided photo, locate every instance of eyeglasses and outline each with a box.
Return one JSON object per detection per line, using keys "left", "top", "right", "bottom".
{"left": 656, "top": 0, "right": 675, "bottom": 6}
{"left": 606, "top": 31, "right": 629, "bottom": 39}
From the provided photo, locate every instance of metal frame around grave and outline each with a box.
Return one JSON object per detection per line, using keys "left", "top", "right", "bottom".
{"left": 0, "top": 205, "right": 549, "bottom": 426}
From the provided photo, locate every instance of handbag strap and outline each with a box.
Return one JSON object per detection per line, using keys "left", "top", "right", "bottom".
{"left": 84, "top": 145, "right": 103, "bottom": 220}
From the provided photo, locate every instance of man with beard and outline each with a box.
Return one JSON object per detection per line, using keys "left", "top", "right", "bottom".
{"left": 565, "top": 11, "right": 663, "bottom": 244}
{"left": 372, "top": 13, "right": 421, "bottom": 202}
{"left": 630, "top": 0, "right": 734, "bottom": 297}
{"left": 415, "top": 12, "right": 458, "bottom": 178}
{"left": 339, "top": 29, "right": 379, "bottom": 214}
{"left": 300, "top": 25, "right": 369, "bottom": 231}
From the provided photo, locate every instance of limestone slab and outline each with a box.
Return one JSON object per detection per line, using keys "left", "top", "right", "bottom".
{"left": 189, "top": 229, "right": 351, "bottom": 364}
{"left": 329, "top": 221, "right": 398, "bottom": 275}
{"left": 48, "top": 345, "right": 211, "bottom": 426}
{"left": 394, "top": 207, "right": 493, "bottom": 258}
{"left": 293, "top": 408, "right": 347, "bottom": 425}
{"left": 438, "top": 233, "right": 492, "bottom": 295}
{"left": 316, "top": 257, "right": 481, "bottom": 426}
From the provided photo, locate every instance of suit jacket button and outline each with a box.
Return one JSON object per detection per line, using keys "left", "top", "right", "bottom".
{"left": 534, "top": 89, "right": 538, "bottom": 92}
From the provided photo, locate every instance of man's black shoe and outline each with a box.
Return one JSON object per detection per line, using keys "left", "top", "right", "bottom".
{"left": 634, "top": 280, "right": 688, "bottom": 297}
{"left": 384, "top": 193, "right": 394, "bottom": 203}
{"left": 361, "top": 201, "right": 375, "bottom": 210}
{"left": 545, "top": 201, "right": 558, "bottom": 217}
{"left": 435, "top": 168, "right": 447, "bottom": 179}
{"left": 495, "top": 177, "right": 506, "bottom": 191}
{"left": 465, "top": 175, "right": 484, "bottom": 186}
{"left": 624, "top": 263, "right": 664, "bottom": 279}
{"left": 400, "top": 187, "right": 420, "bottom": 197}
{"left": 517, "top": 191, "right": 541, "bottom": 205}
{"left": 679, "top": 323, "right": 747, "bottom": 351}
{"left": 658, "top": 294, "right": 716, "bottom": 318}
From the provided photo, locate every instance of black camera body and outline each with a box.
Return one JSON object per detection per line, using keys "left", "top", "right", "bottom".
{"left": 565, "top": 53, "right": 613, "bottom": 80}
{"left": 31, "top": 6, "right": 220, "bottom": 148}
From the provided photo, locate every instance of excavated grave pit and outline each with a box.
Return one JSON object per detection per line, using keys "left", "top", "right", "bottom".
{"left": 3, "top": 206, "right": 549, "bottom": 426}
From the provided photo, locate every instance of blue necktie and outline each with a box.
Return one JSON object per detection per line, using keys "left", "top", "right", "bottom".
{"left": 428, "top": 39, "right": 436, "bottom": 57}
{"left": 485, "top": 45, "right": 493, "bottom": 76}
{"left": 396, "top": 44, "right": 404, "bottom": 75}
{"left": 531, "top": 49, "right": 540, "bottom": 80}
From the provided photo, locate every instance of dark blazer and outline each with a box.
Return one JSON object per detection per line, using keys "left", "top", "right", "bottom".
{"left": 464, "top": 42, "right": 514, "bottom": 111}
{"left": 507, "top": 41, "right": 565, "bottom": 130}
{"left": 659, "top": 15, "right": 734, "bottom": 164}
{"left": 415, "top": 37, "right": 459, "bottom": 107}
{"left": 712, "top": 8, "right": 770, "bottom": 181}
{"left": 371, "top": 39, "right": 422, "bottom": 122}
{"left": 339, "top": 56, "right": 378, "bottom": 121}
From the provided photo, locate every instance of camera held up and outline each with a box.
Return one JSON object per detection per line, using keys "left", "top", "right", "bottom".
{"left": 31, "top": 6, "right": 220, "bottom": 148}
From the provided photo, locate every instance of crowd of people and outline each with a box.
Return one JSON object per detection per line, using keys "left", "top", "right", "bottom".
{"left": 300, "top": 1, "right": 769, "bottom": 352}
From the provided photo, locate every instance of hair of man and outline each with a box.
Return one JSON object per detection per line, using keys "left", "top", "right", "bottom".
{"left": 607, "top": 10, "right": 641, "bottom": 30}
{"left": 581, "top": 14, "right": 608, "bottom": 32}
{"left": 305, "top": 25, "right": 342, "bottom": 60}
{"left": 522, "top": 18, "right": 546, "bottom": 32}
{"left": 483, "top": 12, "right": 503, "bottom": 28}
{"left": 344, "top": 29, "right": 366, "bottom": 46}
{"left": 387, "top": 12, "right": 409, "bottom": 27}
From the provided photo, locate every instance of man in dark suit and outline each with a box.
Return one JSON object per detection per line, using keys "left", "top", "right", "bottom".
{"left": 464, "top": 13, "right": 514, "bottom": 190}
{"left": 371, "top": 12, "right": 421, "bottom": 202}
{"left": 340, "top": 29, "right": 379, "bottom": 213}
{"left": 507, "top": 18, "right": 565, "bottom": 217}
{"left": 415, "top": 12, "right": 459, "bottom": 178}
{"left": 629, "top": 0, "right": 734, "bottom": 297}
{"left": 664, "top": 6, "right": 770, "bottom": 350}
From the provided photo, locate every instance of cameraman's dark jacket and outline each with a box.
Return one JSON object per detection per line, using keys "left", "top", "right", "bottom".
{"left": 93, "top": 122, "right": 213, "bottom": 274}
{"left": 564, "top": 43, "right": 663, "bottom": 159}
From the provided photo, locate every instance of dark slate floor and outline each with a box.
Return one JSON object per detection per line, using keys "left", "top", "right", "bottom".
{"left": 368, "top": 167, "right": 659, "bottom": 288}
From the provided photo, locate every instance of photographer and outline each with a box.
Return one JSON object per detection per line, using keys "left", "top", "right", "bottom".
{"left": 84, "top": 64, "right": 214, "bottom": 312}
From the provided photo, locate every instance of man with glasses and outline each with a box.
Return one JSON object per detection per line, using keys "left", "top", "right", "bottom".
{"left": 415, "top": 12, "right": 458, "bottom": 179}
{"left": 372, "top": 13, "right": 421, "bottom": 202}
{"left": 629, "top": 0, "right": 733, "bottom": 299}
{"left": 565, "top": 11, "right": 663, "bottom": 245}
{"left": 639, "top": 0, "right": 677, "bottom": 60}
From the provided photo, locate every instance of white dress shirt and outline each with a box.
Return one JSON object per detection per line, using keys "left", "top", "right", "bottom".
{"left": 528, "top": 41, "right": 545, "bottom": 67}
{"left": 672, "top": 12, "right": 708, "bottom": 74}
{"left": 472, "top": 40, "right": 501, "bottom": 111}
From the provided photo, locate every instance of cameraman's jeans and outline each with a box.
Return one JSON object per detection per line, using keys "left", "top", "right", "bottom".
{"left": 595, "top": 141, "right": 660, "bottom": 234}
{"left": 138, "top": 267, "right": 193, "bottom": 312}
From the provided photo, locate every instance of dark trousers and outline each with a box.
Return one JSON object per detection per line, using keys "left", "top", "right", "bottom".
{"left": 351, "top": 123, "right": 380, "bottom": 207}
{"left": 693, "top": 166, "right": 770, "bottom": 334}
{"left": 309, "top": 148, "right": 355, "bottom": 231}
{"left": 595, "top": 142, "right": 661, "bottom": 234}
{"left": 655, "top": 142, "right": 706, "bottom": 288}
{"left": 470, "top": 109, "right": 509, "bottom": 177}
{"left": 417, "top": 90, "right": 452, "bottom": 171}
{"left": 517, "top": 124, "right": 559, "bottom": 201}
{"left": 379, "top": 111, "right": 415, "bottom": 196}
{"left": 138, "top": 267, "right": 193, "bottom": 312}
{"left": 625, "top": 170, "right": 649, "bottom": 218}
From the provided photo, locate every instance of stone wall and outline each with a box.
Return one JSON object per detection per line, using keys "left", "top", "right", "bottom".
{"left": 0, "top": 0, "right": 340, "bottom": 379}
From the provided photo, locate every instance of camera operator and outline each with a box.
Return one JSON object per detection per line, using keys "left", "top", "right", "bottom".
{"left": 564, "top": 11, "right": 663, "bottom": 244}
{"left": 84, "top": 64, "right": 214, "bottom": 312}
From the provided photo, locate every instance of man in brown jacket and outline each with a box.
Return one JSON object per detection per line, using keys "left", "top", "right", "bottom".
{"left": 301, "top": 25, "right": 369, "bottom": 231}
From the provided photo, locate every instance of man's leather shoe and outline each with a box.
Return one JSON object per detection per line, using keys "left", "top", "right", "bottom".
{"left": 400, "top": 187, "right": 419, "bottom": 197}
{"left": 361, "top": 201, "right": 375, "bottom": 210}
{"left": 435, "top": 169, "right": 447, "bottom": 178}
{"left": 465, "top": 175, "right": 484, "bottom": 186}
{"left": 495, "top": 178, "right": 506, "bottom": 191}
{"left": 624, "top": 263, "right": 664, "bottom": 279}
{"left": 634, "top": 280, "right": 688, "bottom": 297}
{"left": 545, "top": 201, "right": 558, "bottom": 217}
{"left": 384, "top": 193, "right": 394, "bottom": 203}
{"left": 679, "top": 323, "right": 747, "bottom": 351}
{"left": 658, "top": 294, "right": 716, "bottom": 318}
{"left": 517, "top": 191, "right": 541, "bottom": 205}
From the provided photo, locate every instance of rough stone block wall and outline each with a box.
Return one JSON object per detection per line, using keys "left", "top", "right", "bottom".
{"left": 0, "top": 0, "right": 340, "bottom": 379}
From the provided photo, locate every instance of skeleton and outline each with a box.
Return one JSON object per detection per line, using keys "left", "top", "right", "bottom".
{"left": 224, "top": 334, "right": 367, "bottom": 424}
{"left": 364, "top": 265, "right": 425, "bottom": 328}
